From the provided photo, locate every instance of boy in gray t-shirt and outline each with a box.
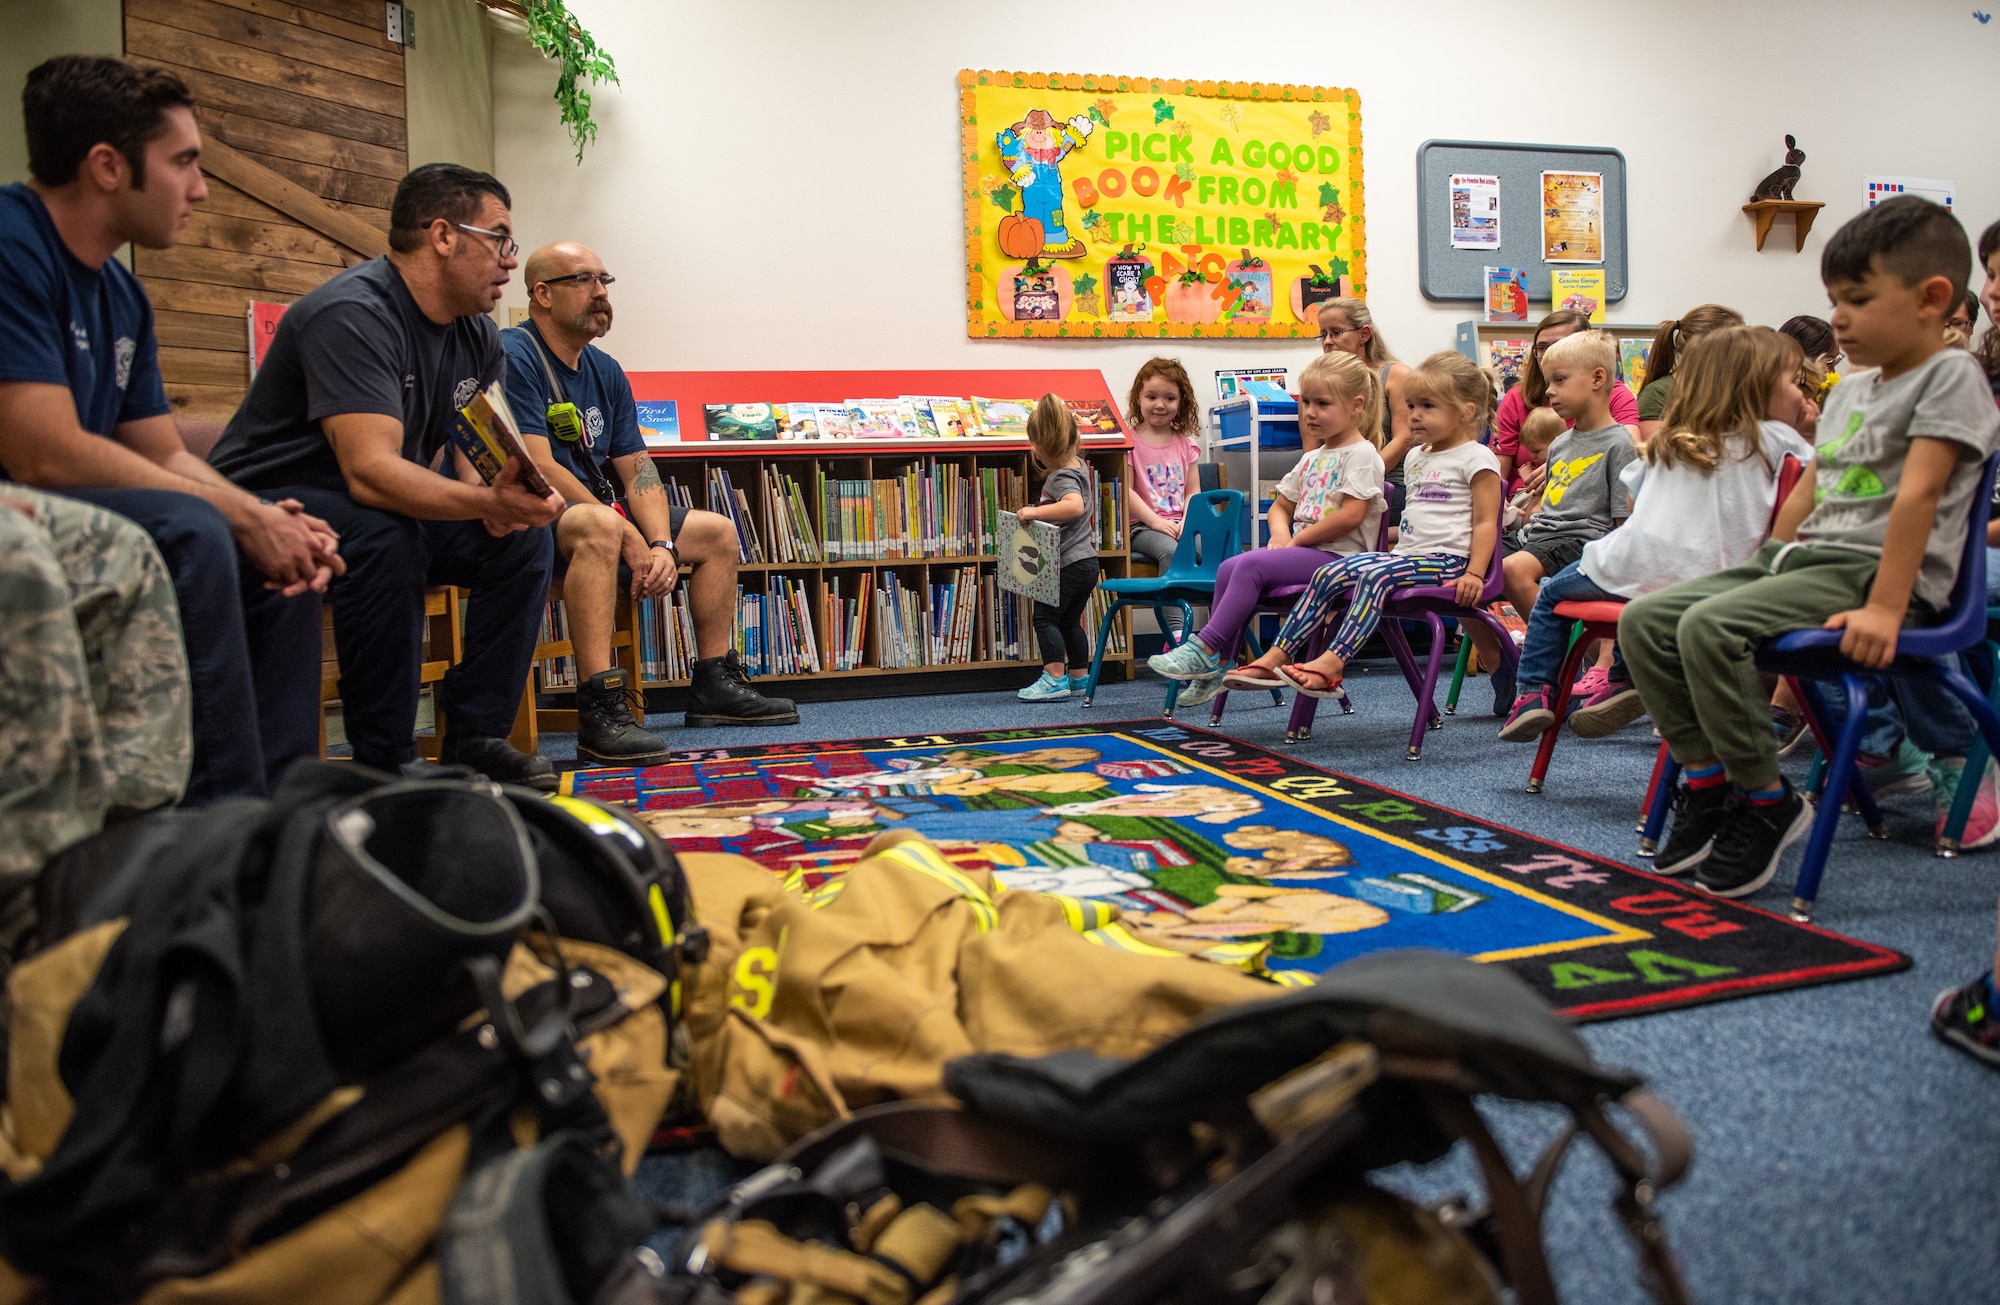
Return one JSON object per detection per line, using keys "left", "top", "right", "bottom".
{"left": 1622, "top": 197, "right": 2000, "bottom": 900}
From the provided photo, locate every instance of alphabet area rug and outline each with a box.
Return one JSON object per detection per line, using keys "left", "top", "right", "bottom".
{"left": 564, "top": 722, "right": 1909, "bottom": 1022}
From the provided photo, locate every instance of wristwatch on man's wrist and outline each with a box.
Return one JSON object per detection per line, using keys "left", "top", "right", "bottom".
{"left": 649, "top": 539, "right": 676, "bottom": 555}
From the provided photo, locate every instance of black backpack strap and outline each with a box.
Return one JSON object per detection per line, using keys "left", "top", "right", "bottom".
{"left": 1422, "top": 1086, "right": 1559, "bottom": 1305}
{"left": 1574, "top": 1093, "right": 1694, "bottom": 1305}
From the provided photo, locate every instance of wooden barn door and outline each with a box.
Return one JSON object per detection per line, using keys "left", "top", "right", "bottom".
{"left": 123, "top": 0, "right": 405, "bottom": 431}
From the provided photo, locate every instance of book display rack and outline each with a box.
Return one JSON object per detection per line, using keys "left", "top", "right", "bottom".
{"left": 533, "top": 370, "right": 1135, "bottom": 701}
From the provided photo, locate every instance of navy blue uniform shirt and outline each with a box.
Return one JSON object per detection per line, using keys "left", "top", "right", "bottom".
{"left": 0, "top": 182, "right": 170, "bottom": 470}
{"left": 500, "top": 320, "right": 643, "bottom": 506}
{"left": 209, "top": 256, "right": 504, "bottom": 494}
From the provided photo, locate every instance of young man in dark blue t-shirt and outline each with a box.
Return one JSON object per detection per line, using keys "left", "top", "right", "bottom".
{"left": 0, "top": 57, "right": 337, "bottom": 804}
{"left": 209, "top": 165, "right": 564, "bottom": 787}
{"left": 502, "top": 241, "right": 796, "bottom": 763}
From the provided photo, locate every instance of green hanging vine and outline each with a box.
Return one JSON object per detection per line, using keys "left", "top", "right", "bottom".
{"left": 518, "top": 0, "right": 619, "bottom": 162}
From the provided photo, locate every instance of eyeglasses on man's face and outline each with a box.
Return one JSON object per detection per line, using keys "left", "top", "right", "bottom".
{"left": 541, "top": 272, "right": 617, "bottom": 289}
{"left": 454, "top": 222, "right": 519, "bottom": 261}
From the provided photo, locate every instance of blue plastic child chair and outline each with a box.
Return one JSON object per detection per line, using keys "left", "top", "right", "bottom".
{"left": 1730, "top": 453, "right": 2000, "bottom": 920}
{"left": 1080, "top": 489, "right": 1280, "bottom": 715}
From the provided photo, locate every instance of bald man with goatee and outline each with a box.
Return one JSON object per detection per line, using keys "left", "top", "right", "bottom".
{"left": 501, "top": 241, "right": 796, "bottom": 764}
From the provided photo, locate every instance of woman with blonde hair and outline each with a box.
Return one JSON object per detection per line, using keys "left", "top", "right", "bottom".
{"left": 1317, "top": 297, "right": 1413, "bottom": 480}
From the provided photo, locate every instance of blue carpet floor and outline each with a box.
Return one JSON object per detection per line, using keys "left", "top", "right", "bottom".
{"left": 544, "top": 661, "right": 2000, "bottom": 1303}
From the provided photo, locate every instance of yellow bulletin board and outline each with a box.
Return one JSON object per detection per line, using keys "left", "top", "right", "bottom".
{"left": 960, "top": 70, "right": 1365, "bottom": 340}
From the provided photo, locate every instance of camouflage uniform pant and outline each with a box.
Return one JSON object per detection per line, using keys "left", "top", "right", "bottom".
{"left": 0, "top": 487, "right": 191, "bottom": 891}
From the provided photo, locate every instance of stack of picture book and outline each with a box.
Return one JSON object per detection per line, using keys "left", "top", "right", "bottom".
{"left": 823, "top": 572, "right": 872, "bottom": 671}
{"left": 534, "top": 598, "right": 577, "bottom": 690}
{"left": 636, "top": 590, "right": 698, "bottom": 683}
{"left": 704, "top": 467, "right": 765, "bottom": 564}
{"left": 732, "top": 575, "right": 822, "bottom": 677}
{"left": 702, "top": 397, "right": 1124, "bottom": 443}
{"left": 760, "top": 467, "right": 822, "bottom": 564}
{"left": 818, "top": 461, "right": 1029, "bottom": 561}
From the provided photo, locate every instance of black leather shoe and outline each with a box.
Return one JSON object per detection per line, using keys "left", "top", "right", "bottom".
{"left": 685, "top": 650, "right": 800, "bottom": 728}
{"left": 439, "top": 732, "right": 559, "bottom": 791}
{"left": 577, "top": 668, "right": 673, "bottom": 766}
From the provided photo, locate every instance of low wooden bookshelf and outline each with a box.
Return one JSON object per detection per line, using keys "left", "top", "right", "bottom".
{"left": 532, "top": 369, "right": 1135, "bottom": 703}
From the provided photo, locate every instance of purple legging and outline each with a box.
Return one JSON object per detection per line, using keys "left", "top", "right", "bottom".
{"left": 1194, "top": 547, "right": 1346, "bottom": 659}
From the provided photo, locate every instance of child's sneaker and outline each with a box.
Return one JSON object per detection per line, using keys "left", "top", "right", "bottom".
{"left": 1696, "top": 779, "right": 1812, "bottom": 898}
{"left": 1018, "top": 671, "right": 1073, "bottom": 702}
{"left": 1653, "top": 782, "right": 1735, "bottom": 876}
{"left": 1928, "top": 754, "right": 2000, "bottom": 848}
{"left": 1176, "top": 670, "right": 1227, "bottom": 707}
{"left": 1148, "top": 637, "right": 1220, "bottom": 681}
{"left": 1068, "top": 672, "right": 1092, "bottom": 693}
{"left": 1567, "top": 677, "right": 1648, "bottom": 738}
{"left": 1859, "top": 739, "right": 1932, "bottom": 799}
{"left": 1571, "top": 667, "right": 1610, "bottom": 701}
{"left": 1497, "top": 687, "right": 1555, "bottom": 742}
{"left": 1771, "top": 705, "right": 1812, "bottom": 757}
{"left": 1489, "top": 657, "right": 1517, "bottom": 718}
{"left": 1930, "top": 972, "right": 2000, "bottom": 1071}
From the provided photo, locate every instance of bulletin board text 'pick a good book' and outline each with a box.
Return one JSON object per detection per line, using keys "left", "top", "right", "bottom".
{"left": 961, "top": 70, "right": 1365, "bottom": 340}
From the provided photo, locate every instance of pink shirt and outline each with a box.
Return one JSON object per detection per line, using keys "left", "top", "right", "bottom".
{"left": 1128, "top": 433, "right": 1202, "bottom": 523}
{"left": 1492, "top": 381, "right": 1640, "bottom": 461}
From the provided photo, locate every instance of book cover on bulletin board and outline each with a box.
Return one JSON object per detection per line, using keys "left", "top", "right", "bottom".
{"left": 996, "top": 510, "right": 1063, "bottom": 605}
{"left": 1551, "top": 269, "right": 1606, "bottom": 323}
{"left": 635, "top": 400, "right": 680, "bottom": 448}
{"left": 1484, "top": 267, "right": 1529, "bottom": 323}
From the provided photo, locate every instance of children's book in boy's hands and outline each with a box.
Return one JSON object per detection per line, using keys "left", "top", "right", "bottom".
{"left": 1065, "top": 397, "right": 1123, "bottom": 437}
{"left": 1484, "top": 266, "right": 1529, "bottom": 323}
{"left": 996, "top": 509, "right": 1062, "bottom": 605}
{"left": 973, "top": 397, "right": 1034, "bottom": 437}
{"left": 846, "top": 399, "right": 905, "bottom": 440}
{"left": 814, "top": 403, "right": 855, "bottom": 439}
{"left": 704, "top": 403, "right": 780, "bottom": 441}
{"left": 1619, "top": 338, "right": 1650, "bottom": 394}
{"left": 451, "top": 380, "right": 554, "bottom": 497}
{"left": 1550, "top": 269, "right": 1606, "bottom": 323}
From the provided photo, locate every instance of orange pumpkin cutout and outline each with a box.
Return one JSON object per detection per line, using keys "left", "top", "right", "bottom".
{"left": 1164, "top": 270, "right": 1221, "bottom": 324}
{"left": 996, "top": 213, "right": 1045, "bottom": 261}
{"left": 999, "top": 261, "right": 1073, "bottom": 322}
{"left": 1290, "top": 266, "right": 1352, "bottom": 323}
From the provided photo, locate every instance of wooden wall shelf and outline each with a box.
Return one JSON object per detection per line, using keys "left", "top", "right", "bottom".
{"left": 1743, "top": 200, "right": 1825, "bottom": 253}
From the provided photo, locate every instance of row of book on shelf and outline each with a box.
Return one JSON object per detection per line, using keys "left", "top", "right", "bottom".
{"left": 536, "top": 577, "right": 1130, "bottom": 687}
{"left": 702, "top": 396, "right": 1125, "bottom": 442}
{"left": 663, "top": 463, "right": 1130, "bottom": 566}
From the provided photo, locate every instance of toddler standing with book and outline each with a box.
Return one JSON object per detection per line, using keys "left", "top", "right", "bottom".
{"left": 1147, "top": 352, "right": 1387, "bottom": 704}
{"left": 1016, "top": 394, "right": 1102, "bottom": 702}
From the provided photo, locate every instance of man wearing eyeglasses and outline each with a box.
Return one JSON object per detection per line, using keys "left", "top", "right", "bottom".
{"left": 209, "top": 164, "right": 565, "bottom": 788}
{"left": 502, "top": 242, "right": 797, "bottom": 762}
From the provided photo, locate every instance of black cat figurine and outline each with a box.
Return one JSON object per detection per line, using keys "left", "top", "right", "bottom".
{"left": 1750, "top": 134, "right": 1806, "bottom": 202}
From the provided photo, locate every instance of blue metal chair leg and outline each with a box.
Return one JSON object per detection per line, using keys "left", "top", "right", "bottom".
{"left": 1637, "top": 753, "right": 1683, "bottom": 856}
{"left": 1788, "top": 674, "right": 1877, "bottom": 922}
{"left": 1939, "top": 643, "right": 2000, "bottom": 853}
{"left": 1932, "top": 660, "right": 2000, "bottom": 855}
{"left": 1080, "top": 598, "right": 1123, "bottom": 708}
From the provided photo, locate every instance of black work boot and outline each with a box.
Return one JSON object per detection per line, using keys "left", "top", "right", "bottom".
{"left": 576, "top": 668, "right": 673, "bottom": 766}
{"left": 686, "top": 649, "right": 800, "bottom": 727}
{"left": 438, "top": 728, "right": 559, "bottom": 791}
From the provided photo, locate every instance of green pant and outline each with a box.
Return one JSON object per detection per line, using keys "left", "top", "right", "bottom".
{"left": 1619, "top": 541, "right": 1880, "bottom": 791}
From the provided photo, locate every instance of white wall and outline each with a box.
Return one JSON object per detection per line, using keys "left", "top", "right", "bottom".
{"left": 493, "top": 0, "right": 2000, "bottom": 396}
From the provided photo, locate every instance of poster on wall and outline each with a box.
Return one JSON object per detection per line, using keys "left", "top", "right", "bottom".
{"left": 1449, "top": 173, "right": 1501, "bottom": 249}
{"left": 1539, "top": 170, "right": 1604, "bottom": 263}
{"left": 960, "top": 70, "right": 1365, "bottom": 339}
{"left": 1865, "top": 176, "right": 1954, "bottom": 210}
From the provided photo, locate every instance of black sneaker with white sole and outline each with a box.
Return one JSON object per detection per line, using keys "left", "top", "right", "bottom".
{"left": 1653, "top": 782, "right": 1734, "bottom": 875}
{"left": 1696, "top": 780, "right": 1812, "bottom": 898}
{"left": 1930, "top": 973, "right": 2000, "bottom": 1071}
